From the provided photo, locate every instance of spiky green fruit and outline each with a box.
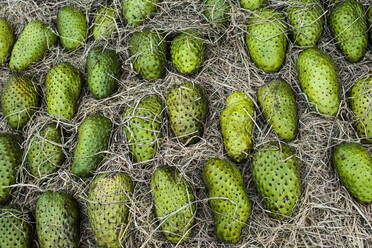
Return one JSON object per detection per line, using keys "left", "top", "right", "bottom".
{"left": 166, "top": 82, "right": 208, "bottom": 145}
{"left": 203, "top": 158, "right": 251, "bottom": 244}
{"left": 9, "top": 20, "right": 57, "bottom": 73}
{"left": 240, "top": 0, "right": 266, "bottom": 10}
{"left": 123, "top": 95, "right": 163, "bottom": 163}
{"left": 57, "top": 6, "right": 87, "bottom": 51}
{"left": 333, "top": 143, "right": 372, "bottom": 203}
{"left": 27, "top": 124, "right": 65, "bottom": 178}
{"left": 204, "top": 0, "right": 231, "bottom": 25}
{"left": 1, "top": 76, "right": 40, "bottom": 129}
{"left": 151, "top": 167, "right": 196, "bottom": 244}
{"left": 220, "top": 92, "right": 254, "bottom": 163}
{"left": 122, "top": 0, "right": 159, "bottom": 27}
{"left": 170, "top": 31, "right": 205, "bottom": 75}
{"left": 329, "top": 0, "right": 368, "bottom": 62}
{"left": 0, "top": 18, "right": 14, "bottom": 64}
{"left": 72, "top": 115, "right": 112, "bottom": 178}
{"left": 287, "top": 0, "right": 324, "bottom": 47}
{"left": 258, "top": 79, "right": 298, "bottom": 141}
{"left": 93, "top": 6, "right": 118, "bottom": 40}
{"left": 252, "top": 142, "right": 301, "bottom": 220}
{"left": 36, "top": 191, "right": 80, "bottom": 248}
{"left": 88, "top": 173, "right": 133, "bottom": 247}
{"left": 245, "top": 9, "right": 287, "bottom": 73}
{"left": 46, "top": 62, "right": 82, "bottom": 120}
{"left": 87, "top": 46, "right": 121, "bottom": 99}
{"left": 129, "top": 29, "right": 166, "bottom": 81}
{"left": 350, "top": 77, "right": 371, "bottom": 143}
{"left": 0, "top": 207, "right": 32, "bottom": 248}
{"left": 296, "top": 48, "right": 340, "bottom": 116}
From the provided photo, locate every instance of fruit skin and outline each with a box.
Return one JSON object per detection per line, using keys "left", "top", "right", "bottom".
{"left": 220, "top": 92, "right": 254, "bottom": 163}
{"left": 166, "top": 82, "right": 208, "bottom": 145}
{"left": 258, "top": 79, "right": 298, "bottom": 142}
{"left": 204, "top": 0, "right": 231, "bottom": 25}
{"left": 72, "top": 115, "right": 112, "bottom": 178}
{"left": 57, "top": 6, "right": 87, "bottom": 51}
{"left": 329, "top": 0, "right": 368, "bottom": 63}
{"left": 287, "top": 0, "right": 324, "bottom": 47}
{"left": 9, "top": 20, "right": 57, "bottom": 73}
{"left": 296, "top": 48, "right": 340, "bottom": 116}
{"left": 93, "top": 6, "right": 118, "bottom": 40}
{"left": 36, "top": 191, "right": 80, "bottom": 248}
{"left": 0, "top": 18, "right": 14, "bottom": 64}
{"left": 46, "top": 62, "right": 82, "bottom": 120}
{"left": 27, "top": 124, "right": 65, "bottom": 178}
{"left": 203, "top": 158, "right": 251, "bottom": 244}
{"left": 240, "top": 0, "right": 266, "bottom": 10}
{"left": 122, "top": 0, "right": 159, "bottom": 27}
{"left": 0, "top": 134, "right": 22, "bottom": 204}
{"left": 245, "top": 9, "right": 287, "bottom": 73}
{"left": 123, "top": 95, "right": 163, "bottom": 163}
{"left": 171, "top": 31, "right": 205, "bottom": 75}
{"left": 252, "top": 142, "right": 301, "bottom": 220}
{"left": 333, "top": 143, "right": 372, "bottom": 203}
{"left": 87, "top": 46, "right": 121, "bottom": 99}
{"left": 151, "top": 166, "right": 196, "bottom": 244}
{"left": 0, "top": 206, "right": 32, "bottom": 248}
{"left": 129, "top": 29, "right": 166, "bottom": 81}
{"left": 88, "top": 173, "right": 133, "bottom": 248}
{"left": 368, "top": 6, "right": 372, "bottom": 41}
{"left": 1, "top": 76, "right": 40, "bottom": 129}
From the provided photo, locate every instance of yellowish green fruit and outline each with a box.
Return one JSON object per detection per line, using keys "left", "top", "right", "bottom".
{"left": 240, "top": 0, "right": 266, "bottom": 10}
{"left": 93, "top": 6, "right": 118, "bottom": 40}
{"left": 123, "top": 0, "right": 159, "bottom": 27}
{"left": 0, "top": 18, "right": 14, "bottom": 64}
{"left": 204, "top": 0, "right": 231, "bottom": 25}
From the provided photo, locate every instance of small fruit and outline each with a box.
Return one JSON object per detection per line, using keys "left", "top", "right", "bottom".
{"left": 93, "top": 6, "right": 118, "bottom": 40}
{"left": 0, "top": 18, "right": 14, "bottom": 64}
{"left": 1, "top": 76, "right": 40, "bottom": 129}
{"left": 151, "top": 167, "right": 196, "bottom": 244}
{"left": 220, "top": 92, "right": 254, "bottom": 162}
{"left": 240, "top": 0, "right": 266, "bottom": 10}
{"left": 122, "top": 0, "right": 159, "bottom": 27}
{"left": 333, "top": 143, "right": 372, "bottom": 203}
{"left": 204, "top": 0, "right": 231, "bottom": 25}
{"left": 166, "top": 82, "right": 208, "bottom": 145}
{"left": 203, "top": 158, "right": 251, "bottom": 244}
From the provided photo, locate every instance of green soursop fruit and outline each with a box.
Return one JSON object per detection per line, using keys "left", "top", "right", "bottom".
{"left": 122, "top": 0, "right": 159, "bottom": 27}
{"left": 46, "top": 62, "right": 82, "bottom": 120}
{"left": 203, "top": 158, "right": 251, "bottom": 244}
{"left": 245, "top": 9, "right": 287, "bottom": 73}
{"left": 72, "top": 115, "right": 112, "bottom": 178}
{"left": 252, "top": 142, "right": 301, "bottom": 220}
{"left": 329, "top": 0, "right": 368, "bottom": 63}
{"left": 151, "top": 167, "right": 196, "bottom": 244}
{"left": 123, "top": 95, "right": 163, "bottom": 163}
{"left": 87, "top": 46, "right": 121, "bottom": 99}
{"left": 258, "top": 79, "right": 298, "bottom": 141}
{"left": 88, "top": 172, "right": 133, "bottom": 247}
{"left": 129, "top": 29, "right": 166, "bottom": 81}
{"left": 9, "top": 20, "right": 57, "bottom": 73}
{"left": 36, "top": 191, "right": 80, "bottom": 248}
{"left": 1, "top": 76, "right": 40, "bottom": 129}
{"left": 220, "top": 92, "right": 254, "bottom": 163}
{"left": 166, "top": 82, "right": 208, "bottom": 145}
{"left": 170, "top": 31, "right": 205, "bottom": 75}
{"left": 0, "top": 18, "right": 14, "bottom": 64}
{"left": 287, "top": 0, "right": 324, "bottom": 47}
{"left": 27, "top": 124, "right": 65, "bottom": 178}
{"left": 240, "top": 0, "right": 266, "bottom": 10}
{"left": 296, "top": 48, "right": 340, "bottom": 116}
{"left": 203, "top": 0, "right": 231, "bottom": 25}
{"left": 93, "top": 6, "right": 118, "bottom": 41}
{"left": 333, "top": 143, "right": 372, "bottom": 203}
{"left": 57, "top": 6, "right": 87, "bottom": 51}
{"left": 0, "top": 207, "right": 32, "bottom": 248}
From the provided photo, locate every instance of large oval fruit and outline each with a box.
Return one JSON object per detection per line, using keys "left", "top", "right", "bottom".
{"left": 0, "top": 18, "right": 14, "bottom": 64}
{"left": 93, "top": 6, "right": 118, "bottom": 40}
{"left": 123, "top": 0, "right": 159, "bottom": 27}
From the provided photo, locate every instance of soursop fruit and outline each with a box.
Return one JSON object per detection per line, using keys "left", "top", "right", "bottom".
{"left": 93, "top": 6, "right": 118, "bottom": 40}
{"left": 122, "top": 0, "right": 159, "bottom": 27}
{"left": 0, "top": 18, "right": 14, "bottom": 64}
{"left": 203, "top": 0, "right": 231, "bottom": 25}
{"left": 240, "top": 0, "right": 266, "bottom": 10}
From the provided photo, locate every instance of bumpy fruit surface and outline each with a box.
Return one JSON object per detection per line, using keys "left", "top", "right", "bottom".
{"left": 93, "top": 6, "right": 118, "bottom": 40}
{"left": 72, "top": 115, "right": 112, "bottom": 178}
{"left": 240, "top": 0, "right": 266, "bottom": 10}
{"left": 252, "top": 142, "right": 301, "bottom": 220}
{"left": 220, "top": 92, "right": 254, "bottom": 162}
{"left": 166, "top": 82, "right": 208, "bottom": 145}
{"left": 0, "top": 18, "right": 14, "bottom": 64}
{"left": 36, "top": 191, "right": 80, "bottom": 248}
{"left": 203, "top": 158, "right": 251, "bottom": 244}
{"left": 296, "top": 48, "right": 340, "bottom": 116}
{"left": 122, "top": 0, "right": 159, "bottom": 27}
{"left": 88, "top": 173, "right": 133, "bottom": 247}
{"left": 204, "top": 0, "right": 231, "bottom": 25}
{"left": 1, "top": 76, "right": 40, "bottom": 129}
{"left": 258, "top": 79, "right": 298, "bottom": 141}
{"left": 151, "top": 167, "right": 196, "bottom": 244}
{"left": 9, "top": 20, "right": 57, "bottom": 73}
{"left": 123, "top": 95, "right": 163, "bottom": 163}
{"left": 333, "top": 143, "right": 372, "bottom": 203}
